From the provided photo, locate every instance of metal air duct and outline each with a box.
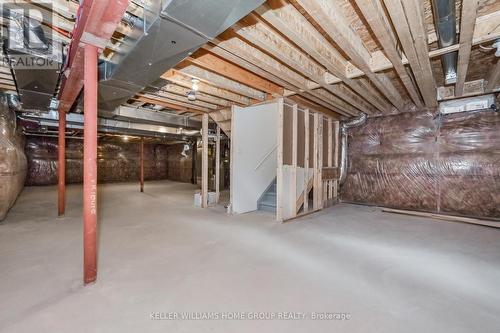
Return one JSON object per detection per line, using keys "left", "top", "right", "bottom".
{"left": 98, "top": 0, "right": 265, "bottom": 112}
{"left": 339, "top": 113, "right": 367, "bottom": 185}
{"left": 431, "top": 0, "right": 458, "bottom": 85}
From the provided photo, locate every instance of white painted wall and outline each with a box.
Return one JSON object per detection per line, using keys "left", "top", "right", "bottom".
{"left": 230, "top": 102, "right": 279, "bottom": 214}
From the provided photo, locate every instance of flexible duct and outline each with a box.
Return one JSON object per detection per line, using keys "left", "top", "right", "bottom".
{"left": 431, "top": 0, "right": 457, "bottom": 84}
{"left": 339, "top": 113, "right": 367, "bottom": 185}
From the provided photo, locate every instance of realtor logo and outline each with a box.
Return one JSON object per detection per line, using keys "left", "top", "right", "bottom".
{"left": 0, "top": 1, "right": 62, "bottom": 69}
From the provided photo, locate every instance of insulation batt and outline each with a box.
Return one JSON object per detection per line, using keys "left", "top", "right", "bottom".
{"left": 25, "top": 137, "right": 169, "bottom": 185}
{"left": 0, "top": 97, "right": 27, "bottom": 220}
{"left": 341, "top": 110, "right": 500, "bottom": 219}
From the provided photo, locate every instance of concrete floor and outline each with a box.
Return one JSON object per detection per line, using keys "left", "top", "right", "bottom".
{"left": 1, "top": 180, "right": 499, "bottom": 332}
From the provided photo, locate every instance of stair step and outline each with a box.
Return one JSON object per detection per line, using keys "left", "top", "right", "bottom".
{"left": 258, "top": 203, "right": 276, "bottom": 212}
{"left": 259, "top": 199, "right": 276, "bottom": 207}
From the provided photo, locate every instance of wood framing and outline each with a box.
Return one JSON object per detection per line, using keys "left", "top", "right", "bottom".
{"left": 276, "top": 98, "right": 284, "bottom": 222}
{"left": 215, "top": 125, "right": 221, "bottom": 203}
{"left": 455, "top": 0, "right": 480, "bottom": 96}
{"left": 201, "top": 113, "right": 209, "bottom": 208}
{"left": 384, "top": 0, "right": 438, "bottom": 108}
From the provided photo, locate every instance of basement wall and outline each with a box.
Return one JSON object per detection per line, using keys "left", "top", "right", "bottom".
{"left": 24, "top": 137, "right": 193, "bottom": 185}
{"left": 0, "top": 97, "right": 27, "bottom": 220}
{"left": 341, "top": 110, "right": 500, "bottom": 219}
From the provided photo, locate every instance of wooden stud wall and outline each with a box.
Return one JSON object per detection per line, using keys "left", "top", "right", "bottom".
{"left": 277, "top": 98, "right": 339, "bottom": 222}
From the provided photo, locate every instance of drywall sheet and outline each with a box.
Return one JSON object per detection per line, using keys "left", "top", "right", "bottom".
{"left": 341, "top": 110, "right": 500, "bottom": 219}
{"left": 231, "top": 102, "right": 278, "bottom": 213}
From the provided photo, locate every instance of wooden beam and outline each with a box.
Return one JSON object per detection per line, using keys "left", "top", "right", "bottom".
{"left": 212, "top": 35, "right": 358, "bottom": 117}
{"left": 177, "top": 62, "right": 266, "bottom": 101}
{"left": 255, "top": 2, "right": 387, "bottom": 114}
{"left": 384, "top": 0, "right": 438, "bottom": 108}
{"left": 295, "top": 0, "right": 406, "bottom": 111}
{"left": 233, "top": 15, "right": 380, "bottom": 115}
{"left": 188, "top": 50, "right": 283, "bottom": 97}
{"left": 201, "top": 113, "right": 209, "bottom": 208}
{"left": 456, "top": 0, "right": 480, "bottom": 96}
{"left": 162, "top": 69, "right": 251, "bottom": 105}
{"left": 162, "top": 83, "right": 233, "bottom": 107}
{"left": 135, "top": 96, "right": 205, "bottom": 114}
{"left": 353, "top": 0, "right": 423, "bottom": 108}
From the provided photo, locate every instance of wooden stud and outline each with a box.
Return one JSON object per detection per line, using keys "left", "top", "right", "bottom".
{"left": 276, "top": 98, "right": 284, "bottom": 222}
{"left": 456, "top": 0, "right": 480, "bottom": 96}
{"left": 333, "top": 121, "right": 340, "bottom": 199}
{"left": 201, "top": 113, "right": 209, "bottom": 208}
{"left": 215, "top": 125, "right": 221, "bottom": 203}
{"left": 313, "top": 112, "right": 319, "bottom": 211}
{"left": 291, "top": 104, "right": 298, "bottom": 218}
{"left": 318, "top": 114, "right": 323, "bottom": 210}
{"left": 327, "top": 118, "right": 333, "bottom": 202}
{"left": 303, "top": 108, "right": 310, "bottom": 213}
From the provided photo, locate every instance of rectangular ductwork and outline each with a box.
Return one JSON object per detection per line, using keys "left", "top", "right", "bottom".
{"left": 98, "top": 0, "right": 265, "bottom": 112}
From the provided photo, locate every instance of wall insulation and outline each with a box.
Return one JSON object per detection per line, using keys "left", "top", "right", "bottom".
{"left": 0, "top": 97, "right": 27, "bottom": 220}
{"left": 341, "top": 110, "right": 500, "bottom": 219}
{"left": 24, "top": 137, "right": 194, "bottom": 185}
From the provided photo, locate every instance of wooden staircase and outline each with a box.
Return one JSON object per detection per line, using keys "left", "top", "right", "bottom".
{"left": 209, "top": 108, "right": 232, "bottom": 139}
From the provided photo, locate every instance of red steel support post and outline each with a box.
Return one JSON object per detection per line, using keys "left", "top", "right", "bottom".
{"left": 58, "top": 110, "right": 66, "bottom": 216}
{"left": 83, "top": 44, "right": 98, "bottom": 284}
{"left": 140, "top": 138, "right": 144, "bottom": 192}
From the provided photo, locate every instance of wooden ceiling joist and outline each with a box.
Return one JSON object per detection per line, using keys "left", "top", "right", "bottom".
{"left": 384, "top": 0, "right": 438, "bottom": 108}
{"left": 162, "top": 69, "right": 252, "bottom": 106}
{"left": 135, "top": 95, "right": 205, "bottom": 114}
{"left": 294, "top": 0, "right": 406, "bottom": 112}
{"left": 455, "top": 0, "right": 480, "bottom": 97}
{"left": 352, "top": 0, "right": 423, "bottom": 108}
{"left": 187, "top": 50, "right": 283, "bottom": 97}
{"left": 231, "top": 16, "right": 376, "bottom": 115}
{"left": 211, "top": 35, "right": 356, "bottom": 117}
{"left": 254, "top": 2, "right": 386, "bottom": 114}
{"left": 162, "top": 83, "right": 233, "bottom": 107}
{"left": 177, "top": 63, "right": 266, "bottom": 101}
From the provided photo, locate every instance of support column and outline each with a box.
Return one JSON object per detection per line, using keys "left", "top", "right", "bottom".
{"left": 58, "top": 110, "right": 66, "bottom": 216}
{"left": 191, "top": 140, "right": 197, "bottom": 185}
{"left": 83, "top": 44, "right": 98, "bottom": 285}
{"left": 215, "top": 125, "right": 220, "bottom": 203}
{"left": 201, "top": 114, "right": 209, "bottom": 208}
{"left": 140, "top": 137, "right": 144, "bottom": 192}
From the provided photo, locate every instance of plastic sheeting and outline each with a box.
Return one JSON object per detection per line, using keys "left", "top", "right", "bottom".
{"left": 341, "top": 110, "right": 500, "bottom": 219}
{"left": 0, "top": 96, "right": 27, "bottom": 220}
{"left": 25, "top": 137, "right": 169, "bottom": 185}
